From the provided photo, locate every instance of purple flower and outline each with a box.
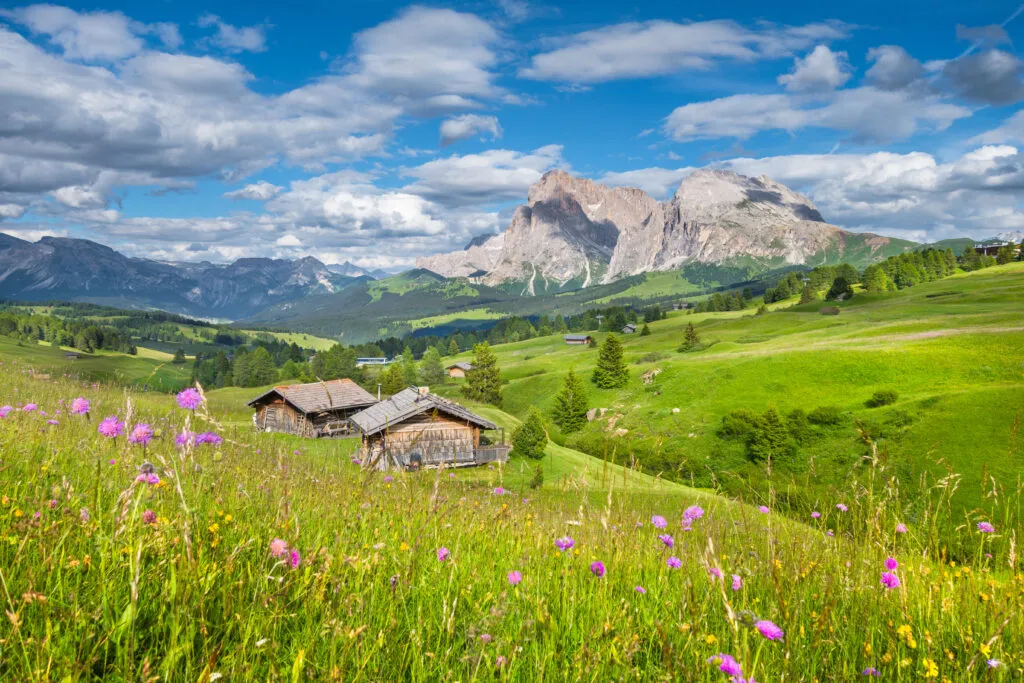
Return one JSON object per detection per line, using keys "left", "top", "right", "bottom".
{"left": 70, "top": 397, "right": 90, "bottom": 415}
{"left": 651, "top": 515, "right": 667, "bottom": 528}
{"left": 46, "top": 419, "right": 59, "bottom": 426}
{"left": 437, "top": 547, "right": 450, "bottom": 562}
{"left": 895, "top": 523, "right": 908, "bottom": 534}
{"left": 196, "top": 431, "right": 222, "bottom": 446}
{"left": 141, "top": 510, "right": 157, "bottom": 525}
{"left": 479, "top": 633, "right": 492, "bottom": 643}
{"left": 554, "top": 536, "right": 575, "bottom": 552}
{"left": 270, "top": 538, "right": 288, "bottom": 558}
{"left": 884, "top": 557, "right": 899, "bottom": 571}
{"left": 48, "top": 499, "right": 57, "bottom": 510}
{"left": 731, "top": 574, "right": 743, "bottom": 591}
{"left": 134, "top": 473, "right": 160, "bottom": 485}
{"left": 493, "top": 486, "right": 507, "bottom": 495}
{"left": 176, "top": 388, "right": 202, "bottom": 410}
{"left": 289, "top": 549, "right": 302, "bottom": 569}
{"left": 128, "top": 423, "right": 154, "bottom": 446}
{"left": 98, "top": 415, "right": 124, "bottom": 438}
{"left": 880, "top": 571, "right": 900, "bottom": 589}
{"left": 977, "top": 521, "right": 995, "bottom": 533}
{"left": 635, "top": 585, "right": 646, "bottom": 594}
{"left": 0, "top": 405, "right": 11, "bottom": 418}
{"left": 708, "top": 567, "right": 723, "bottom": 580}
{"left": 495, "top": 655, "right": 506, "bottom": 669}
{"left": 683, "top": 505, "right": 704, "bottom": 521}
{"left": 383, "top": 475, "right": 394, "bottom": 484}
{"left": 658, "top": 533, "right": 674, "bottom": 548}
{"left": 23, "top": 403, "right": 37, "bottom": 412}
{"left": 835, "top": 503, "right": 848, "bottom": 512}
{"left": 709, "top": 654, "right": 742, "bottom": 677}
{"left": 987, "top": 659, "right": 1002, "bottom": 669}
{"left": 826, "top": 530, "right": 835, "bottom": 537}
{"left": 175, "top": 431, "right": 196, "bottom": 448}
{"left": 758, "top": 505, "right": 769, "bottom": 514}
{"left": 666, "top": 556, "right": 682, "bottom": 569}
{"left": 862, "top": 667, "right": 881, "bottom": 676}
{"left": 589, "top": 561, "right": 605, "bottom": 577}
{"left": 755, "top": 620, "right": 784, "bottom": 641}
{"left": 507, "top": 570, "right": 522, "bottom": 585}
{"left": 811, "top": 511, "right": 821, "bottom": 519}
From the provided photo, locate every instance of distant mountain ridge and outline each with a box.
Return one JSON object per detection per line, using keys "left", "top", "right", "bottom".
{"left": 0, "top": 235, "right": 363, "bottom": 320}
{"left": 418, "top": 169, "right": 918, "bottom": 290}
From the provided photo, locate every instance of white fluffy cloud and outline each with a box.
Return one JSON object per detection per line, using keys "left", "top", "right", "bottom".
{"left": 664, "top": 87, "right": 970, "bottom": 143}
{"left": 778, "top": 45, "right": 851, "bottom": 92}
{"left": 440, "top": 114, "right": 503, "bottom": 146}
{"left": 197, "top": 14, "right": 267, "bottom": 53}
{"left": 520, "top": 19, "right": 848, "bottom": 82}
{"left": 224, "top": 181, "right": 283, "bottom": 201}
{"left": 866, "top": 45, "right": 925, "bottom": 91}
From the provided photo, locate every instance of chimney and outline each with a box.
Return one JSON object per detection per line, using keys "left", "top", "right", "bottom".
{"left": 418, "top": 386, "right": 429, "bottom": 396}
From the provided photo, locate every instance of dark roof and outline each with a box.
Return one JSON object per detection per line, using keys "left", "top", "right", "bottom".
{"left": 349, "top": 387, "right": 497, "bottom": 436}
{"left": 622, "top": 323, "right": 637, "bottom": 331}
{"left": 447, "top": 362, "right": 474, "bottom": 371}
{"left": 247, "top": 378, "right": 377, "bottom": 414}
{"left": 564, "top": 334, "right": 592, "bottom": 341}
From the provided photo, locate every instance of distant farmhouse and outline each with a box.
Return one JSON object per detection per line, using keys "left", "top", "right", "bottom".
{"left": 446, "top": 362, "right": 473, "bottom": 378}
{"left": 349, "top": 387, "right": 509, "bottom": 471}
{"left": 564, "top": 334, "right": 593, "bottom": 345}
{"left": 248, "top": 379, "right": 377, "bottom": 438}
{"left": 621, "top": 323, "right": 637, "bottom": 334}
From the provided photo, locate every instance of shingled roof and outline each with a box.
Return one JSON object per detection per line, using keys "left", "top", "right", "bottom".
{"left": 446, "top": 362, "right": 474, "bottom": 371}
{"left": 349, "top": 387, "right": 497, "bottom": 437}
{"left": 247, "top": 378, "right": 378, "bottom": 415}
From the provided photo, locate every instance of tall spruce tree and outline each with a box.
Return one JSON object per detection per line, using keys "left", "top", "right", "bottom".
{"left": 447, "top": 338, "right": 460, "bottom": 356}
{"left": 512, "top": 407, "right": 548, "bottom": 460}
{"left": 679, "top": 323, "right": 701, "bottom": 352}
{"left": 591, "top": 335, "right": 628, "bottom": 388}
{"left": 418, "top": 347, "right": 446, "bottom": 385}
{"left": 462, "top": 342, "right": 503, "bottom": 406}
{"left": 379, "top": 363, "right": 407, "bottom": 396}
{"left": 551, "top": 369, "right": 589, "bottom": 433}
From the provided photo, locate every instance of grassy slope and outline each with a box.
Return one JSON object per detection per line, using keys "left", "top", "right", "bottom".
{"left": 438, "top": 263, "right": 1024, "bottom": 516}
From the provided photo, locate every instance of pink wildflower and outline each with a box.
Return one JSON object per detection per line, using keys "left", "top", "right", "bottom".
{"left": 884, "top": 557, "right": 899, "bottom": 571}
{"left": 437, "top": 547, "right": 450, "bottom": 562}
{"left": 709, "top": 654, "right": 742, "bottom": 677}
{"left": 709, "top": 567, "right": 723, "bottom": 580}
{"left": 835, "top": 503, "right": 848, "bottom": 512}
{"left": 128, "top": 423, "right": 154, "bottom": 446}
{"left": 658, "top": 533, "right": 674, "bottom": 548}
{"left": 755, "top": 620, "right": 784, "bottom": 641}
{"left": 71, "top": 397, "right": 90, "bottom": 415}
{"left": 651, "top": 515, "right": 667, "bottom": 528}
{"left": 758, "top": 505, "right": 769, "bottom": 514}
{"left": 289, "top": 549, "right": 302, "bottom": 569}
{"left": 141, "top": 510, "right": 157, "bottom": 524}
{"left": 554, "top": 536, "right": 575, "bottom": 552}
{"left": 269, "top": 538, "right": 288, "bottom": 558}
{"left": 176, "top": 388, "right": 202, "bottom": 410}
{"left": 683, "top": 505, "right": 704, "bottom": 521}
{"left": 731, "top": 574, "right": 743, "bottom": 591}
{"left": 666, "top": 556, "right": 682, "bottom": 569}
{"left": 23, "top": 403, "right": 37, "bottom": 412}
{"left": 880, "top": 571, "right": 900, "bottom": 589}
{"left": 895, "top": 523, "right": 908, "bottom": 533}
{"left": 507, "top": 570, "right": 522, "bottom": 585}
{"left": 0, "top": 405, "right": 11, "bottom": 418}
{"left": 977, "top": 521, "right": 995, "bottom": 533}
{"left": 635, "top": 585, "right": 646, "bottom": 594}
{"left": 590, "top": 561, "right": 605, "bottom": 577}
{"left": 98, "top": 416, "right": 124, "bottom": 438}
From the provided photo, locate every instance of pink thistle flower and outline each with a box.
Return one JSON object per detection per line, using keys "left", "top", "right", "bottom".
{"left": 23, "top": 403, "right": 37, "bottom": 412}
{"left": 666, "top": 556, "right": 682, "bottom": 569}
{"left": 651, "top": 515, "right": 667, "bottom": 528}
{"left": 635, "top": 585, "right": 646, "bottom": 594}
{"left": 811, "top": 511, "right": 821, "bottom": 519}
{"left": 683, "top": 505, "right": 704, "bottom": 521}
{"left": 835, "top": 503, "right": 848, "bottom": 512}
{"left": 70, "top": 397, "right": 90, "bottom": 415}
{"left": 731, "top": 574, "right": 743, "bottom": 591}
{"left": 884, "top": 557, "right": 899, "bottom": 571}
{"left": 176, "top": 388, "right": 202, "bottom": 410}
{"left": 708, "top": 654, "right": 742, "bottom": 677}
{"left": 554, "top": 536, "right": 574, "bottom": 552}
{"left": 895, "top": 523, "right": 908, "bottom": 534}
{"left": 589, "top": 561, "right": 605, "bottom": 577}
{"left": 98, "top": 416, "right": 124, "bottom": 438}
{"left": 437, "top": 547, "right": 450, "bottom": 562}
{"left": 128, "top": 423, "right": 154, "bottom": 446}
{"left": 289, "top": 549, "right": 302, "bottom": 569}
{"left": 880, "top": 571, "right": 900, "bottom": 589}
{"left": 658, "top": 533, "right": 674, "bottom": 548}
{"left": 141, "top": 510, "right": 157, "bottom": 525}
{"left": 507, "top": 570, "right": 522, "bottom": 585}
{"left": 977, "top": 521, "right": 995, "bottom": 533}
{"left": 758, "top": 505, "right": 769, "bottom": 514}
{"left": 269, "top": 538, "right": 288, "bottom": 558}
{"left": 755, "top": 620, "right": 784, "bottom": 641}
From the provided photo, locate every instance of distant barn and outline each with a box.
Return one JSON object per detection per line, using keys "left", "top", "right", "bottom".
{"left": 564, "top": 334, "right": 593, "bottom": 345}
{"left": 350, "top": 387, "right": 509, "bottom": 471}
{"left": 621, "top": 323, "right": 637, "bottom": 334}
{"left": 446, "top": 361, "right": 473, "bottom": 378}
{"left": 248, "top": 379, "right": 378, "bottom": 438}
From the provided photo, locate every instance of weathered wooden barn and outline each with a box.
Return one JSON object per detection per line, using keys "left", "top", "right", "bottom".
{"left": 349, "top": 387, "right": 509, "bottom": 471}
{"left": 564, "top": 334, "right": 593, "bottom": 345}
{"left": 446, "top": 362, "right": 473, "bottom": 379}
{"left": 247, "top": 379, "right": 378, "bottom": 438}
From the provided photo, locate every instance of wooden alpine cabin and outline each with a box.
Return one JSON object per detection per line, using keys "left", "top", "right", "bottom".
{"left": 445, "top": 361, "right": 473, "bottom": 379}
{"left": 564, "top": 334, "right": 593, "bottom": 345}
{"left": 247, "top": 378, "right": 378, "bottom": 438}
{"left": 349, "top": 387, "right": 510, "bottom": 471}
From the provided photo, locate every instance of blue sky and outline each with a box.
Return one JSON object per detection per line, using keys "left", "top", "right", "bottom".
{"left": 1, "top": 0, "right": 1023, "bottom": 269}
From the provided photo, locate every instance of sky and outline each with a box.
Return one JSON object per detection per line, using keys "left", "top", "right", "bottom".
{"left": 1, "top": 0, "right": 1024, "bottom": 270}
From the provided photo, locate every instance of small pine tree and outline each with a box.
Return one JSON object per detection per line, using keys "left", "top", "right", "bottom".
{"left": 447, "top": 338, "right": 460, "bottom": 356}
{"left": 551, "top": 369, "right": 589, "bottom": 434}
{"left": 679, "top": 323, "right": 701, "bottom": 352}
{"left": 401, "top": 345, "right": 418, "bottom": 385}
{"left": 462, "top": 342, "right": 503, "bottom": 406}
{"left": 639, "top": 324, "right": 651, "bottom": 336}
{"left": 591, "top": 335, "right": 628, "bottom": 388}
{"left": 171, "top": 348, "right": 187, "bottom": 364}
{"left": 799, "top": 285, "right": 815, "bottom": 304}
{"left": 419, "top": 347, "right": 446, "bottom": 385}
{"left": 746, "top": 407, "right": 791, "bottom": 463}
{"left": 379, "top": 363, "right": 407, "bottom": 396}
{"left": 512, "top": 407, "right": 548, "bottom": 460}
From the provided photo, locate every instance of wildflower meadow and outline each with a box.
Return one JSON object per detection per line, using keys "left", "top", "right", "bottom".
{"left": 0, "top": 365, "right": 1022, "bottom": 680}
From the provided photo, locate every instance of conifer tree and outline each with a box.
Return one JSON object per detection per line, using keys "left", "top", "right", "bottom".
{"left": 591, "top": 334, "right": 628, "bottom": 388}
{"left": 419, "top": 347, "right": 446, "bottom": 385}
{"left": 679, "top": 323, "right": 701, "bottom": 352}
{"left": 401, "top": 345, "right": 418, "bottom": 385}
{"left": 462, "top": 342, "right": 503, "bottom": 406}
{"left": 512, "top": 407, "right": 548, "bottom": 460}
{"left": 379, "top": 363, "right": 407, "bottom": 396}
{"left": 799, "top": 285, "right": 815, "bottom": 304}
{"left": 639, "top": 324, "right": 651, "bottom": 336}
{"left": 551, "top": 369, "right": 589, "bottom": 433}
{"left": 447, "top": 338, "right": 460, "bottom": 356}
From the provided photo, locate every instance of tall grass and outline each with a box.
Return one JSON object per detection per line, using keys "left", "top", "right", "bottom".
{"left": 0, "top": 364, "right": 1021, "bottom": 680}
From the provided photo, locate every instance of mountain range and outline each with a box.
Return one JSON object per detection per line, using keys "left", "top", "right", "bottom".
{"left": 418, "top": 169, "right": 915, "bottom": 291}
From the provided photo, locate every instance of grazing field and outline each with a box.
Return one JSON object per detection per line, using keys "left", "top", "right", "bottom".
{"left": 438, "top": 263, "right": 1024, "bottom": 530}
{"left": 1, "top": 365, "right": 1022, "bottom": 680}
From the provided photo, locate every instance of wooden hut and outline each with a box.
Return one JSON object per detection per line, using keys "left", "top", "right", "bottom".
{"left": 446, "top": 361, "right": 473, "bottom": 379}
{"left": 349, "top": 387, "right": 509, "bottom": 471}
{"left": 564, "top": 334, "right": 593, "bottom": 345}
{"left": 621, "top": 323, "right": 637, "bottom": 334}
{"left": 247, "top": 378, "right": 378, "bottom": 438}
